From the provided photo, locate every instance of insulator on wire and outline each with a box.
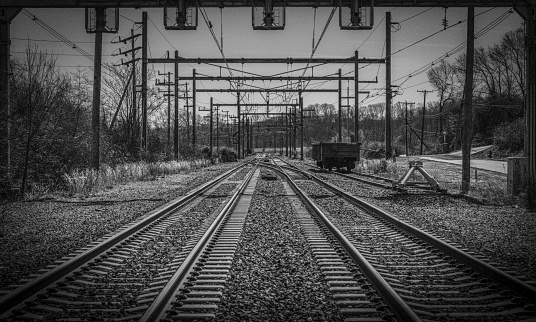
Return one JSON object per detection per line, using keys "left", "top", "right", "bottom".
{"left": 442, "top": 7, "right": 448, "bottom": 30}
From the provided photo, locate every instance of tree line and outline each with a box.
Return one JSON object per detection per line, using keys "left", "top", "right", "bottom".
{"left": 301, "top": 27, "right": 524, "bottom": 158}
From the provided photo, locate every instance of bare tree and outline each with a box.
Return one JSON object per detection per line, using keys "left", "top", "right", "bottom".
{"left": 11, "top": 46, "right": 71, "bottom": 196}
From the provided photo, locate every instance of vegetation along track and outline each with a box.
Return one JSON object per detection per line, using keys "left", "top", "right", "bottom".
{"left": 0, "top": 163, "right": 250, "bottom": 321}
{"left": 274, "top": 158, "right": 536, "bottom": 321}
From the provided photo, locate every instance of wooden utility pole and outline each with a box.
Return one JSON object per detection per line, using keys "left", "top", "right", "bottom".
{"left": 166, "top": 71, "right": 171, "bottom": 151}
{"left": 174, "top": 51, "right": 179, "bottom": 159}
{"left": 192, "top": 69, "right": 196, "bottom": 147}
{"left": 131, "top": 29, "right": 138, "bottom": 143}
{"left": 216, "top": 105, "right": 219, "bottom": 156}
{"left": 285, "top": 106, "right": 289, "bottom": 156}
{"left": 300, "top": 94, "right": 304, "bottom": 160}
{"left": 210, "top": 97, "right": 213, "bottom": 158}
{"left": 385, "top": 11, "right": 392, "bottom": 159}
{"left": 418, "top": 89, "right": 432, "bottom": 155}
{"left": 185, "top": 82, "right": 190, "bottom": 146}
{"left": 462, "top": 7, "right": 475, "bottom": 194}
{"left": 1, "top": 9, "right": 20, "bottom": 181}
{"left": 404, "top": 101, "right": 415, "bottom": 156}
{"left": 156, "top": 70, "right": 173, "bottom": 154}
{"left": 91, "top": 7, "right": 105, "bottom": 170}
{"left": 354, "top": 50, "right": 359, "bottom": 143}
{"left": 237, "top": 92, "right": 241, "bottom": 159}
{"left": 293, "top": 106, "right": 297, "bottom": 158}
{"left": 338, "top": 68, "right": 342, "bottom": 142}
{"left": 141, "top": 11, "right": 148, "bottom": 153}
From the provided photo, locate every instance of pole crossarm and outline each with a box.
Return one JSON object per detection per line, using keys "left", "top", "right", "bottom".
{"left": 178, "top": 76, "right": 356, "bottom": 81}
{"left": 199, "top": 89, "right": 339, "bottom": 93}
{"left": 1, "top": 1, "right": 524, "bottom": 7}
{"left": 148, "top": 57, "right": 386, "bottom": 64}
{"left": 214, "top": 103, "right": 299, "bottom": 107}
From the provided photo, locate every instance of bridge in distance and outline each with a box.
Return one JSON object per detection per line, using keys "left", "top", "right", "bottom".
{"left": 0, "top": 0, "right": 534, "bottom": 187}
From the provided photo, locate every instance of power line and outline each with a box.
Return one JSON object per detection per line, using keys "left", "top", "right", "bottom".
{"left": 12, "top": 37, "right": 95, "bottom": 44}
{"left": 22, "top": 9, "right": 94, "bottom": 62}
{"left": 363, "top": 8, "right": 513, "bottom": 104}
{"left": 12, "top": 51, "right": 115, "bottom": 57}
{"left": 398, "top": 7, "right": 434, "bottom": 24}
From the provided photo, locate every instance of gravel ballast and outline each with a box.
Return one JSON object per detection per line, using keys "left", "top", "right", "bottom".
{"left": 215, "top": 169, "right": 343, "bottom": 321}
{"left": 287, "top": 158, "right": 536, "bottom": 284}
{"left": 0, "top": 162, "right": 238, "bottom": 290}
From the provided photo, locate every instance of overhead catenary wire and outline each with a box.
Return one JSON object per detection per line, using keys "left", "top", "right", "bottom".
{"left": 362, "top": 8, "right": 513, "bottom": 104}
{"left": 22, "top": 9, "right": 94, "bottom": 62}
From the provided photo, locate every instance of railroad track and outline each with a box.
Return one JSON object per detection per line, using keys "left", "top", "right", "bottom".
{"left": 273, "top": 158, "right": 536, "bottom": 321}
{"left": 0, "top": 163, "right": 251, "bottom": 321}
{"left": 2, "top": 156, "right": 535, "bottom": 321}
{"left": 0, "top": 158, "right": 424, "bottom": 321}
{"left": 294, "top": 159, "right": 399, "bottom": 190}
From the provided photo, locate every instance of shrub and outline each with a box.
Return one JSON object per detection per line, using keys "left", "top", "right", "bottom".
{"left": 219, "top": 147, "right": 237, "bottom": 162}
{"left": 492, "top": 118, "right": 524, "bottom": 156}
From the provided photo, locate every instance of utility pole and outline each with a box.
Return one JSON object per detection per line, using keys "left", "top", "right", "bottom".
{"left": 237, "top": 92, "right": 241, "bottom": 159}
{"left": 222, "top": 110, "right": 230, "bottom": 148}
{"left": 274, "top": 117, "right": 277, "bottom": 154}
{"left": 462, "top": 7, "right": 475, "bottom": 194}
{"left": 300, "top": 94, "right": 304, "bottom": 160}
{"left": 293, "top": 105, "right": 297, "bottom": 158}
{"left": 385, "top": 11, "right": 392, "bottom": 159}
{"left": 0, "top": 9, "right": 19, "bottom": 183}
{"left": 418, "top": 89, "right": 432, "bottom": 155}
{"left": 210, "top": 97, "right": 213, "bottom": 158}
{"left": 192, "top": 69, "right": 196, "bottom": 147}
{"left": 156, "top": 70, "right": 173, "bottom": 155}
{"left": 338, "top": 68, "right": 342, "bottom": 142}
{"left": 404, "top": 101, "right": 415, "bottom": 156}
{"left": 285, "top": 106, "right": 289, "bottom": 156}
{"left": 354, "top": 50, "right": 359, "bottom": 143}
{"left": 91, "top": 7, "right": 105, "bottom": 170}
{"left": 184, "top": 83, "right": 190, "bottom": 146}
{"left": 141, "top": 11, "right": 148, "bottom": 153}
{"left": 246, "top": 117, "right": 250, "bottom": 156}
{"left": 215, "top": 105, "right": 219, "bottom": 157}
{"left": 114, "top": 29, "right": 141, "bottom": 146}
{"left": 174, "top": 51, "right": 179, "bottom": 159}
{"left": 131, "top": 29, "right": 138, "bottom": 144}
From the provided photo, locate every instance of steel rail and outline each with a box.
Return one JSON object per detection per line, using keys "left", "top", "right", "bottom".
{"left": 140, "top": 165, "right": 258, "bottom": 321}
{"left": 307, "top": 163, "right": 396, "bottom": 190}
{"left": 263, "top": 162, "right": 423, "bottom": 322}
{"left": 278, "top": 160, "right": 536, "bottom": 302}
{"left": 0, "top": 163, "right": 247, "bottom": 316}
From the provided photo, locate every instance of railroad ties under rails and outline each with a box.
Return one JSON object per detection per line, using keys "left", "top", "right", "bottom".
{"left": 266, "top": 161, "right": 423, "bottom": 322}
{"left": 140, "top": 165, "right": 258, "bottom": 321}
{"left": 272, "top": 158, "right": 536, "bottom": 321}
{"left": 0, "top": 163, "right": 250, "bottom": 321}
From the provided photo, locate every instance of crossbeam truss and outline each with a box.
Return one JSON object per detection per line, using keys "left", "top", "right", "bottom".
{"left": 0, "top": 0, "right": 528, "bottom": 7}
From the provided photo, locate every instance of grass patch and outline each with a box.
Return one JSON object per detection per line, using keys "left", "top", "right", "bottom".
{"left": 64, "top": 159, "right": 211, "bottom": 196}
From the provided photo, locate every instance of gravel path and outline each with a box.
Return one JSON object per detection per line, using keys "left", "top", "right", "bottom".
{"left": 215, "top": 169, "right": 343, "bottom": 322}
{"left": 0, "top": 162, "right": 238, "bottom": 290}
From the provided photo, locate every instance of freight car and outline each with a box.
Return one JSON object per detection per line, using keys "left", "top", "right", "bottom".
{"left": 312, "top": 142, "right": 361, "bottom": 172}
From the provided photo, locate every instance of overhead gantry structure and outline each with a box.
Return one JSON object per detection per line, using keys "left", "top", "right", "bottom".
{"left": 1, "top": 0, "right": 535, "bottom": 189}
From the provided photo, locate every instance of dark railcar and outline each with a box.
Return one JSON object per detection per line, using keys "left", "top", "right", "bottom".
{"left": 312, "top": 142, "right": 361, "bottom": 172}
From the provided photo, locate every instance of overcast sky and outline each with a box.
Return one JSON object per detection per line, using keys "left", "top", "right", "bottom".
{"left": 9, "top": 6, "right": 523, "bottom": 117}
